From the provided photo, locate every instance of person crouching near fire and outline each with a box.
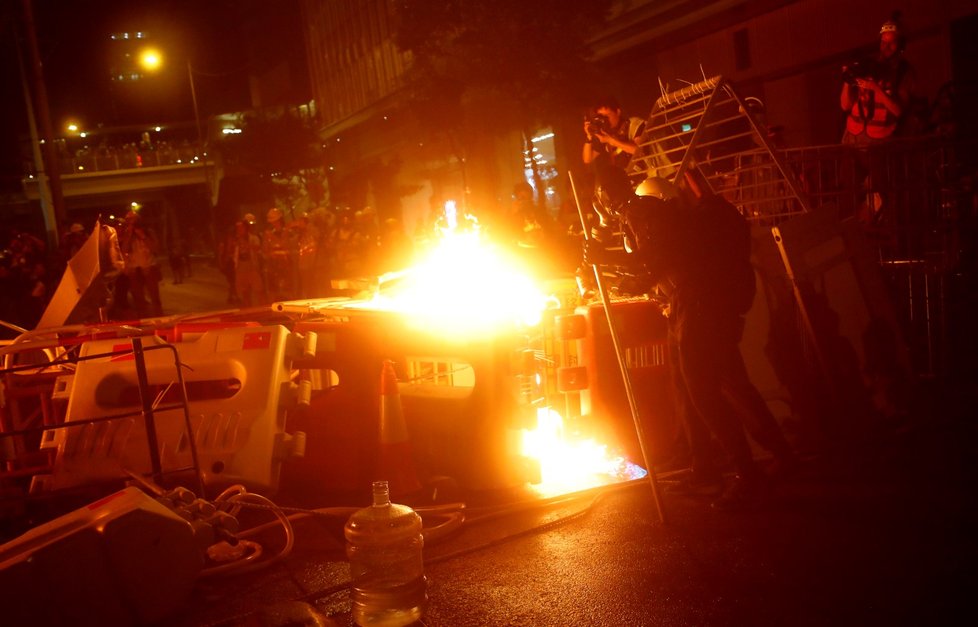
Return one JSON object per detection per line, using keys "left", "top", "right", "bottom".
{"left": 585, "top": 169, "right": 798, "bottom": 509}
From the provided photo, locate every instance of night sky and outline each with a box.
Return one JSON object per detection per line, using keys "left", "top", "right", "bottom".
{"left": 1, "top": 0, "right": 303, "bottom": 192}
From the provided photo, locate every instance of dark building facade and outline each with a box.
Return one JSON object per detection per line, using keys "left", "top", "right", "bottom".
{"left": 301, "top": 0, "right": 978, "bottom": 211}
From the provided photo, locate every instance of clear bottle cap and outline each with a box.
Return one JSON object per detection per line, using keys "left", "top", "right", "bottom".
{"left": 371, "top": 480, "right": 391, "bottom": 508}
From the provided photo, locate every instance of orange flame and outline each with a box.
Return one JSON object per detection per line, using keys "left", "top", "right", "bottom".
{"left": 367, "top": 209, "right": 643, "bottom": 496}
{"left": 369, "top": 220, "right": 549, "bottom": 336}
{"left": 521, "top": 408, "right": 646, "bottom": 497}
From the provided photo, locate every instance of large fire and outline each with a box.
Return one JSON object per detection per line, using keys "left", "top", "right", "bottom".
{"left": 370, "top": 228, "right": 548, "bottom": 335}
{"left": 522, "top": 407, "right": 647, "bottom": 497}
{"left": 365, "top": 202, "right": 548, "bottom": 336}
{"left": 369, "top": 204, "right": 644, "bottom": 496}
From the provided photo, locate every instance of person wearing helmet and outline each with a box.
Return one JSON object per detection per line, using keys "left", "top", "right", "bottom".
{"left": 262, "top": 207, "right": 295, "bottom": 301}
{"left": 840, "top": 14, "right": 914, "bottom": 145}
{"left": 839, "top": 14, "right": 915, "bottom": 228}
{"left": 217, "top": 222, "right": 241, "bottom": 305}
{"left": 233, "top": 219, "right": 266, "bottom": 307}
{"left": 118, "top": 211, "right": 163, "bottom": 318}
{"left": 59, "top": 223, "right": 88, "bottom": 262}
{"left": 586, "top": 171, "right": 796, "bottom": 509}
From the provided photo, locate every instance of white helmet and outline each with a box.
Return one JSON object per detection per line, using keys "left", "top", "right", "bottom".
{"left": 634, "top": 176, "right": 679, "bottom": 201}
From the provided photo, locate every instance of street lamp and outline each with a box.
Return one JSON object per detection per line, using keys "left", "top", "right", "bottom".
{"left": 137, "top": 47, "right": 215, "bottom": 246}
{"left": 138, "top": 48, "right": 162, "bottom": 72}
{"left": 18, "top": 0, "right": 65, "bottom": 250}
{"left": 186, "top": 60, "right": 204, "bottom": 161}
{"left": 137, "top": 48, "right": 204, "bottom": 160}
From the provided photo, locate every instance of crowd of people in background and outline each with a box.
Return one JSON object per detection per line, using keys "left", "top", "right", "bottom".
{"left": 212, "top": 194, "right": 586, "bottom": 311}
{"left": 0, "top": 229, "right": 49, "bottom": 331}
{"left": 1, "top": 211, "right": 166, "bottom": 332}
{"left": 44, "top": 132, "right": 203, "bottom": 176}
{"left": 217, "top": 205, "right": 419, "bottom": 307}
{"left": 0, "top": 192, "right": 580, "bottom": 333}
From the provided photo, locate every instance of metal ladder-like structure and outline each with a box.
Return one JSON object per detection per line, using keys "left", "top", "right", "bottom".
{"left": 628, "top": 75, "right": 813, "bottom": 224}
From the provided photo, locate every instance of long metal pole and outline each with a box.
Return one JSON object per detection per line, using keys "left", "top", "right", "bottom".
{"left": 20, "top": 0, "right": 65, "bottom": 249}
{"left": 568, "top": 171, "right": 666, "bottom": 524}
{"left": 14, "top": 28, "right": 56, "bottom": 251}
{"left": 188, "top": 60, "right": 203, "bottom": 157}
{"left": 132, "top": 338, "right": 165, "bottom": 485}
{"left": 187, "top": 60, "right": 216, "bottom": 245}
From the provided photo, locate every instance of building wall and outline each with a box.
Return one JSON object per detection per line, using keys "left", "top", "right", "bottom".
{"left": 300, "top": 0, "right": 529, "bottom": 224}
{"left": 299, "top": 0, "right": 978, "bottom": 223}
{"left": 598, "top": 0, "right": 978, "bottom": 146}
{"left": 301, "top": 0, "right": 409, "bottom": 134}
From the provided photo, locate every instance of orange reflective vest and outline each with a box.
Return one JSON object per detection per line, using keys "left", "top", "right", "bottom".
{"left": 845, "top": 60, "right": 909, "bottom": 140}
{"left": 846, "top": 93, "right": 897, "bottom": 139}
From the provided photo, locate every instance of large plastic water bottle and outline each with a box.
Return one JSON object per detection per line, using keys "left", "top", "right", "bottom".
{"left": 345, "top": 480, "right": 428, "bottom": 627}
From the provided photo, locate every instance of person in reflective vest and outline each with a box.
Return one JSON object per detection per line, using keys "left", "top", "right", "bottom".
{"left": 840, "top": 16, "right": 914, "bottom": 145}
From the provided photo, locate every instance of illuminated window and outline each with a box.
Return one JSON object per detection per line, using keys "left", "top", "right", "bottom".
{"left": 406, "top": 357, "right": 475, "bottom": 388}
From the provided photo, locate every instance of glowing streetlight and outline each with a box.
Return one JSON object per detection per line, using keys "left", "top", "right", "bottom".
{"left": 135, "top": 45, "right": 214, "bottom": 243}
{"left": 138, "top": 48, "right": 162, "bottom": 73}
{"left": 136, "top": 48, "right": 204, "bottom": 156}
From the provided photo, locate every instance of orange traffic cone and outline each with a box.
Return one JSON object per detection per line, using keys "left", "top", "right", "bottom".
{"left": 377, "top": 360, "right": 422, "bottom": 497}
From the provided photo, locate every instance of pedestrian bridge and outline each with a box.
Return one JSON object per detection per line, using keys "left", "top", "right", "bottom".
{"left": 22, "top": 160, "right": 219, "bottom": 206}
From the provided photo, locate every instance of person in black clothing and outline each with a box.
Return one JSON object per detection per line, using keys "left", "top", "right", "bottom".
{"left": 586, "top": 170, "right": 796, "bottom": 509}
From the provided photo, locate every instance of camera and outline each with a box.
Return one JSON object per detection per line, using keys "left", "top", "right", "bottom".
{"left": 586, "top": 114, "right": 612, "bottom": 136}
{"left": 842, "top": 59, "right": 876, "bottom": 86}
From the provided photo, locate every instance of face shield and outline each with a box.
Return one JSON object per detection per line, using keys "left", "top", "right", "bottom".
{"left": 621, "top": 195, "right": 668, "bottom": 254}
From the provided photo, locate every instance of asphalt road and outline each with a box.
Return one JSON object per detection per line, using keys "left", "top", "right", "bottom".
{"left": 164, "top": 399, "right": 978, "bottom": 627}
{"left": 68, "top": 257, "right": 978, "bottom": 626}
{"left": 157, "top": 255, "right": 233, "bottom": 316}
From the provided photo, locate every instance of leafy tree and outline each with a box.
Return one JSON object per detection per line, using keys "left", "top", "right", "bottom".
{"left": 395, "top": 0, "right": 610, "bottom": 129}
{"left": 217, "top": 107, "right": 328, "bottom": 213}
{"left": 393, "top": 0, "right": 612, "bottom": 204}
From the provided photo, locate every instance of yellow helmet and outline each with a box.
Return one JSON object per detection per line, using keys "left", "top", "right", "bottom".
{"left": 266, "top": 207, "right": 283, "bottom": 223}
{"left": 243, "top": 213, "right": 257, "bottom": 225}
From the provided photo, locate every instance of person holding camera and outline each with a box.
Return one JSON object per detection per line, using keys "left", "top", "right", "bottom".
{"left": 582, "top": 97, "right": 646, "bottom": 210}
{"left": 840, "top": 15, "right": 914, "bottom": 145}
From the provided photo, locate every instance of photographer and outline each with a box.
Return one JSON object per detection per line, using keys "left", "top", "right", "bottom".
{"left": 840, "top": 15, "right": 914, "bottom": 145}
{"left": 582, "top": 97, "right": 646, "bottom": 210}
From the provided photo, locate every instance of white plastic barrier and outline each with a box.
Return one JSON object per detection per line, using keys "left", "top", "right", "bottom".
{"left": 38, "top": 325, "right": 307, "bottom": 493}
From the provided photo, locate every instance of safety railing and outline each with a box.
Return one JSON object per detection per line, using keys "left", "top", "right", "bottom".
{"left": 739, "top": 137, "right": 973, "bottom": 378}
{"left": 56, "top": 143, "right": 207, "bottom": 175}
{"left": 631, "top": 75, "right": 975, "bottom": 378}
